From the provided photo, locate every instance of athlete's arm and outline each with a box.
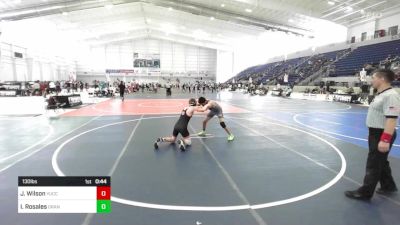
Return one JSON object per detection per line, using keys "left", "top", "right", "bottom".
{"left": 194, "top": 106, "right": 206, "bottom": 112}
{"left": 186, "top": 107, "right": 195, "bottom": 117}
{"left": 195, "top": 104, "right": 210, "bottom": 112}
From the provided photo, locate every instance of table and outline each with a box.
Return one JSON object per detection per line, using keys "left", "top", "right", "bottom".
{"left": 54, "top": 94, "right": 82, "bottom": 107}
{"left": 331, "top": 93, "right": 359, "bottom": 103}
{"left": 0, "top": 90, "right": 17, "bottom": 96}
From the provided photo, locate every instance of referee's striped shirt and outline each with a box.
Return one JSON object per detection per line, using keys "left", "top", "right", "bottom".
{"left": 367, "top": 88, "right": 400, "bottom": 129}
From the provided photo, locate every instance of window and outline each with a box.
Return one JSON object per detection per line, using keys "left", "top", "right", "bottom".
{"left": 388, "top": 26, "right": 398, "bottom": 36}
{"left": 361, "top": 32, "right": 367, "bottom": 41}
{"left": 14, "top": 52, "right": 23, "bottom": 58}
{"left": 374, "top": 30, "right": 386, "bottom": 38}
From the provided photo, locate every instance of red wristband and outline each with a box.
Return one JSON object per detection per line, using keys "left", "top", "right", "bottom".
{"left": 380, "top": 132, "right": 392, "bottom": 143}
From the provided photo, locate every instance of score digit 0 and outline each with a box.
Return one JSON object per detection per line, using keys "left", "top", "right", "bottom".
{"left": 97, "top": 186, "right": 111, "bottom": 200}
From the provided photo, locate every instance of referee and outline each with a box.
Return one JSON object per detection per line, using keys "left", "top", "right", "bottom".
{"left": 118, "top": 81, "right": 125, "bottom": 101}
{"left": 345, "top": 69, "right": 399, "bottom": 200}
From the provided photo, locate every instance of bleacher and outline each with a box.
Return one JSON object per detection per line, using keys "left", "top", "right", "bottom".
{"left": 258, "top": 57, "right": 306, "bottom": 84}
{"left": 231, "top": 49, "right": 348, "bottom": 85}
{"left": 324, "top": 49, "right": 345, "bottom": 61}
{"left": 330, "top": 39, "right": 400, "bottom": 77}
{"left": 230, "top": 39, "right": 400, "bottom": 85}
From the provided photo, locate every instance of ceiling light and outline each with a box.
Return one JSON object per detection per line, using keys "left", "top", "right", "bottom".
{"left": 62, "top": 12, "right": 68, "bottom": 16}
{"left": 210, "top": 17, "right": 215, "bottom": 20}
{"left": 168, "top": 7, "right": 173, "bottom": 11}
{"left": 193, "top": 29, "right": 209, "bottom": 40}
{"left": 220, "top": 4, "right": 225, "bottom": 7}
{"left": 245, "top": 9, "right": 252, "bottom": 13}
{"left": 105, "top": 4, "right": 113, "bottom": 10}
{"left": 146, "top": 19, "right": 152, "bottom": 23}
{"left": 345, "top": 6, "right": 353, "bottom": 12}
{"left": 288, "top": 19, "right": 294, "bottom": 23}
{"left": 162, "top": 23, "right": 175, "bottom": 34}
{"left": 0, "top": 5, "right": 64, "bottom": 19}
{"left": 328, "top": 1, "right": 335, "bottom": 5}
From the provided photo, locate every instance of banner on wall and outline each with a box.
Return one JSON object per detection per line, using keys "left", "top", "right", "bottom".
{"left": 133, "top": 53, "right": 160, "bottom": 68}
{"left": 106, "top": 69, "right": 135, "bottom": 74}
{"left": 133, "top": 53, "right": 161, "bottom": 74}
{"left": 105, "top": 69, "right": 160, "bottom": 75}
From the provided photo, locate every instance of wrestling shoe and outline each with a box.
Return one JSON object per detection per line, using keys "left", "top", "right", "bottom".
{"left": 227, "top": 134, "right": 235, "bottom": 141}
{"left": 178, "top": 140, "right": 186, "bottom": 151}
{"left": 197, "top": 131, "right": 206, "bottom": 137}
{"left": 154, "top": 137, "right": 162, "bottom": 149}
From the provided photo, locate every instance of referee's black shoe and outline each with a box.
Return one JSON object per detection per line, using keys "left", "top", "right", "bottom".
{"left": 344, "top": 190, "right": 372, "bottom": 200}
{"left": 376, "top": 187, "right": 398, "bottom": 195}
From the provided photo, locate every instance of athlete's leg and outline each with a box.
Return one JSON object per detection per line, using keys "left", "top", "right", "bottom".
{"left": 178, "top": 131, "right": 192, "bottom": 151}
{"left": 198, "top": 116, "right": 213, "bottom": 136}
{"left": 218, "top": 116, "right": 234, "bottom": 141}
{"left": 182, "top": 136, "right": 192, "bottom": 146}
{"left": 154, "top": 129, "right": 178, "bottom": 149}
{"left": 218, "top": 116, "right": 232, "bottom": 135}
{"left": 203, "top": 116, "right": 212, "bottom": 131}
{"left": 159, "top": 136, "right": 177, "bottom": 142}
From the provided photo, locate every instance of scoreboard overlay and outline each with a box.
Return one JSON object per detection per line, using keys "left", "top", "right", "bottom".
{"left": 18, "top": 176, "right": 111, "bottom": 213}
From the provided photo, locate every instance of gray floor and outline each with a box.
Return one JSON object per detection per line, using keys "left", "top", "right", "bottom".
{"left": 1, "top": 90, "right": 400, "bottom": 225}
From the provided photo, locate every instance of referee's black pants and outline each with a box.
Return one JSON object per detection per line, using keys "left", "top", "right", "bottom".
{"left": 358, "top": 128, "right": 397, "bottom": 196}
